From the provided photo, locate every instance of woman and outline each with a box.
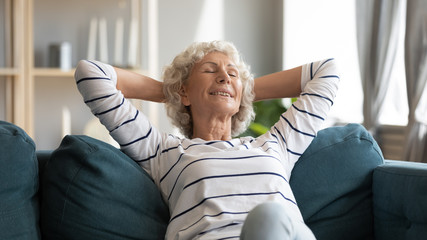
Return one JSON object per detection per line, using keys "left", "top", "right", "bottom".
{"left": 75, "top": 40, "right": 339, "bottom": 240}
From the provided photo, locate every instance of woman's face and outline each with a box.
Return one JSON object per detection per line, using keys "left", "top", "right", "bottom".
{"left": 181, "top": 51, "right": 243, "bottom": 118}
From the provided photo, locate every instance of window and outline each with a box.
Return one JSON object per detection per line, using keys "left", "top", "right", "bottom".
{"left": 378, "top": 4, "right": 408, "bottom": 126}
{"left": 283, "top": 0, "right": 408, "bottom": 127}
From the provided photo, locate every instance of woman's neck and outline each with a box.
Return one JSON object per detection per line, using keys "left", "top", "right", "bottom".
{"left": 191, "top": 114, "right": 233, "bottom": 141}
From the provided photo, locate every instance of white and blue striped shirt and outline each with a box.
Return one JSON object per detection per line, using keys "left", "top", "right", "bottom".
{"left": 75, "top": 58, "right": 339, "bottom": 240}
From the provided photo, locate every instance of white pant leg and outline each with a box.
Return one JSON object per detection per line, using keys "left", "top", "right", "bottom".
{"left": 240, "top": 202, "right": 316, "bottom": 240}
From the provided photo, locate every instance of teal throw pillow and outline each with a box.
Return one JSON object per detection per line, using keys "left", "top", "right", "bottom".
{"left": 290, "top": 123, "right": 384, "bottom": 240}
{"left": 0, "top": 121, "right": 40, "bottom": 240}
{"left": 40, "top": 135, "right": 169, "bottom": 239}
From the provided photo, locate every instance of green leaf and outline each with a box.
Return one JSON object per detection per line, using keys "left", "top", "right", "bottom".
{"left": 248, "top": 122, "right": 269, "bottom": 135}
{"left": 239, "top": 98, "right": 290, "bottom": 138}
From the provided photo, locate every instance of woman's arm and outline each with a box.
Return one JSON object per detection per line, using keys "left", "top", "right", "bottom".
{"left": 115, "top": 67, "right": 165, "bottom": 103}
{"left": 74, "top": 60, "right": 162, "bottom": 176}
{"left": 253, "top": 66, "right": 302, "bottom": 102}
{"left": 269, "top": 59, "right": 339, "bottom": 175}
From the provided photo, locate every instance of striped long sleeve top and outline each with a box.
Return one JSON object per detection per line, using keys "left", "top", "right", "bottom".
{"left": 74, "top": 58, "right": 339, "bottom": 240}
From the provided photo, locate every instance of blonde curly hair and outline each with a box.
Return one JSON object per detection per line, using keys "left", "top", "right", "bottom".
{"left": 162, "top": 40, "right": 255, "bottom": 138}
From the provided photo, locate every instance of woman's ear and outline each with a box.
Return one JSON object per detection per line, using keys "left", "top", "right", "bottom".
{"left": 180, "top": 86, "right": 191, "bottom": 106}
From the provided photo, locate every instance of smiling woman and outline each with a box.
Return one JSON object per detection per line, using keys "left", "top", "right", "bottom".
{"left": 74, "top": 40, "right": 339, "bottom": 240}
{"left": 180, "top": 52, "right": 243, "bottom": 140}
{"left": 163, "top": 41, "right": 255, "bottom": 139}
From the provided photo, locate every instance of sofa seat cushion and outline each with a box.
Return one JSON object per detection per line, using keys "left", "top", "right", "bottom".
{"left": 40, "top": 135, "right": 169, "bottom": 239}
{"left": 0, "top": 121, "right": 40, "bottom": 240}
{"left": 290, "top": 123, "right": 384, "bottom": 240}
{"left": 373, "top": 160, "right": 427, "bottom": 240}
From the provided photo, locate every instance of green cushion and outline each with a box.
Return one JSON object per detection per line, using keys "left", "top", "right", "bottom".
{"left": 0, "top": 121, "right": 40, "bottom": 240}
{"left": 290, "top": 123, "right": 384, "bottom": 240}
{"left": 373, "top": 160, "right": 427, "bottom": 240}
{"left": 40, "top": 135, "right": 169, "bottom": 239}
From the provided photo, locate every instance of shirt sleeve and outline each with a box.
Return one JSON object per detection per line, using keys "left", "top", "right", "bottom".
{"left": 269, "top": 58, "right": 340, "bottom": 174}
{"left": 74, "top": 60, "right": 162, "bottom": 177}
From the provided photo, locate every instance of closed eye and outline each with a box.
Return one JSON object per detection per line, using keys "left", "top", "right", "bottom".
{"left": 228, "top": 71, "right": 238, "bottom": 77}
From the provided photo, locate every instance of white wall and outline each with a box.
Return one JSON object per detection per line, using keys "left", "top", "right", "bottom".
{"left": 156, "top": 0, "right": 283, "bottom": 134}
{"left": 158, "top": 0, "right": 283, "bottom": 76}
{"left": 283, "top": 0, "right": 363, "bottom": 126}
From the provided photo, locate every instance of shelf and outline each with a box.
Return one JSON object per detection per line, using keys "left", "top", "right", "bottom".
{"left": 33, "top": 68, "right": 75, "bottom": 77}
{"left": 32, "top": 68, "right": 150, "bottom": 78}
{"left": 0, "top": 68, "right": 20, "bottom": 76}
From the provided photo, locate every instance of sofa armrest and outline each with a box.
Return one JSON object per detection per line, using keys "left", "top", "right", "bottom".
{"left": 373, "top": 160, "right": 427, "bottom": 240}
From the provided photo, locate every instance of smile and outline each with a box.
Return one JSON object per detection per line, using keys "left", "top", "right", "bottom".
{"left": 210, "top": 91, "right": 232, "bottom": 97}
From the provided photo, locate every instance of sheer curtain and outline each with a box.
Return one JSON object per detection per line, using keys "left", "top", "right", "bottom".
{"left": 356, "top": 0, "right": 403, "bottom": 136}
{"left": 403, "top": 0, "right": 427, "bottom": 163}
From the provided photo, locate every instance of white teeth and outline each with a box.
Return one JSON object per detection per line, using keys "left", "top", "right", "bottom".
{"left": 211, "top": 92, "right": 231, "bottom": 97}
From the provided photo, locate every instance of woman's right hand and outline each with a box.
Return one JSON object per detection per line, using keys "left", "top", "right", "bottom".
{"left": 115, "top": 67, "right": 165, "bottom": 103}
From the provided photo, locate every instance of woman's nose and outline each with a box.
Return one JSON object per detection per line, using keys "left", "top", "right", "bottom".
{"left": 216, "top": 70, "right": 231, "bottom": 84}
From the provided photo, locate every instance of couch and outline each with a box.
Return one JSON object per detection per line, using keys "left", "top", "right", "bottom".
{"left": 1, "top": 120, "right": 426, "bottom": 240}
